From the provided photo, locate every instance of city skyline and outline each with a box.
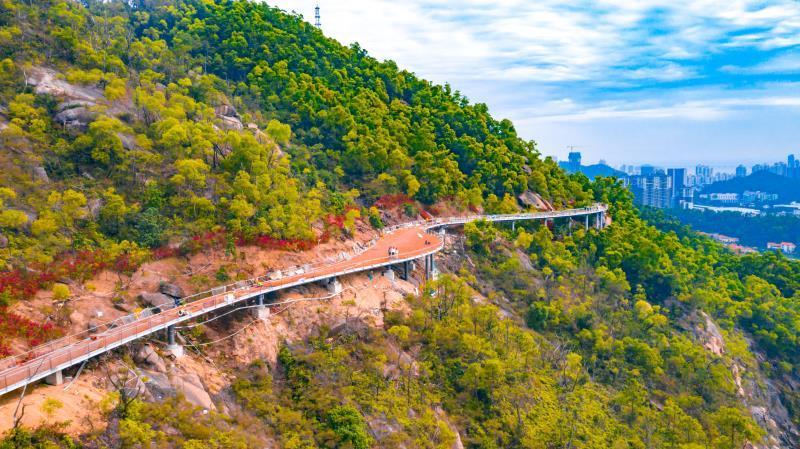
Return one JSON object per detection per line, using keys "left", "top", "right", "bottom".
{"left": 568, "top": 153, "right": 800, "bottom": 173}
{"left": 269, "top": 0, "right": 800, "bottom": 165}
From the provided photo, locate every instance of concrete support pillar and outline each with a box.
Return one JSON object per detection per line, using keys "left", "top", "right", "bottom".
{"left": 166, "top": 325, "right": 184, "bottom": 357}
{"left": 585, "top": 214, "right": 589, "bottom": 231}
{"left": 44, "top": 370, "right": 63, "bottom": 386}
{"left": 252, "top": 293, "right": 270, "bottom": 320}
{"left": 384, "top": 268, "right": 395, "bottom": 281}
{"left": 422, "top": 254, "right": 438, "bottom": 281}
{"left": 400, "top": 260, "right": 410, "bottom": 280}
{"left": 327, "top": 277, "right": 343, "bottom": 295}
{"left": 511, "top": 221, "right": 516, "bottom": 231}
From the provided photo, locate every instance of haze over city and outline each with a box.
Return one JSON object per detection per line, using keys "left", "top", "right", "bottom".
{"left": 270, "top": 0, "right": 800, "bottom": 166}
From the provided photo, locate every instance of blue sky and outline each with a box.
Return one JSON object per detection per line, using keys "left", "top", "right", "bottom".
{"left": 268, "top": 0, "right": 800, "bottom": 167}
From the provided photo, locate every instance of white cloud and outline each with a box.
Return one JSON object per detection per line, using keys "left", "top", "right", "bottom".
{"left": 268, "top": 0, "right": 800, "bottom": 87}
{"left": 722, "top": 52, "right": 800, "bottom": 74}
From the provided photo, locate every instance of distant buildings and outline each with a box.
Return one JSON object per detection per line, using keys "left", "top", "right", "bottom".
{"left": 700, "top": 232, "right": 757, "bottom": 254}
{"left": 567, "top": 152, "right": 581, "bottom": 172}
{"left": 767, "top": 242, "right": 796, "bottom": 254}
{"left": 742, "top": 191, "right": 778, "bottom": 203}
{"left": 705, "top": 193, "right": 739, "bottom": 204}
{"left": 628, "top": 170, "right": 673, "bottom": 208}
{"left": 605, "top": 153, "right": 798, "bottom": 211}
{"left": 695, "top": 165, "right": 713, "bottom": 185}
{"left": 700, "top": 232, "right": 739, "bottom": 244}
{"left": 753, "top": 155, "right": 800, "bottom": 179}
{"left": 789, "top": 154, "right": 799, "bottom": 179}
{"left": 640, "top": 165, "right": 657, "bottom": 177}
{"left": 667, "top": 168, "right": 689, "bottom": 208}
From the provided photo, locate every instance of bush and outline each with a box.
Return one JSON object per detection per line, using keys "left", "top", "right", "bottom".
{"left": 51, "top": 283, "right": 70, "bottom": 301}
{"left": 326, "top": 405, "right": 372, "bottom": 449}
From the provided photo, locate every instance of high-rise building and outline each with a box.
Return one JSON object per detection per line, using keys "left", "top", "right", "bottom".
{"left": 568, "top": 152, "right": 582, "bottom": 172}
{"left": 628, "top": 173, "right": 673, "bottom": 208}
{"left": 667, "top": 168, "right": 686, "bottom": 208}
{"left": 640, "top": 165, "right": 656, "bottom": 177}
{"left": 695, "top": 165, "right": 713, "bottom": 185}
{"left": 735, "top": 165, "right": 747, "bottom": 177}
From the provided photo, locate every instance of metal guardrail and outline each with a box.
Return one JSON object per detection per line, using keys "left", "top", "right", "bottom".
{"left": 0, "top": 204, "right": 606, "bottom": 395}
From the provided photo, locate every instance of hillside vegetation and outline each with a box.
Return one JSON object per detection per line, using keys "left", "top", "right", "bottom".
{"left": 0, "top": 1, "right": 800, "bottom": 449}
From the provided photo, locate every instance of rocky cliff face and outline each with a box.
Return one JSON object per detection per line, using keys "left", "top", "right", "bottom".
{"left": 685, "top": 310, "right": 800, "bottom": 448}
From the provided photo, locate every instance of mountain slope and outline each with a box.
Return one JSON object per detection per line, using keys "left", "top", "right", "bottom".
{"left": 0, "top": 1, "right": 799, "bottom": 449}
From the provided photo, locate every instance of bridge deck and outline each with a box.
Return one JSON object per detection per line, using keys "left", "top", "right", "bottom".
{"left": 0, "top": 204, "right": 606, "bottom": 396}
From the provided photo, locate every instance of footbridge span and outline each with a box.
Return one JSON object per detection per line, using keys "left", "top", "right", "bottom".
{"left": 0, "top": 203, "right": 607, "bottom": 396}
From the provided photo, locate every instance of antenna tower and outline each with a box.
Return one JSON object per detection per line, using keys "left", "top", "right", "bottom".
{"left": 314, "top": 3, "right": 321, "bottom": 28}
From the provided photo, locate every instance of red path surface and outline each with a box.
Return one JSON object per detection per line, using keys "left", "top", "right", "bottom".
{"left": 0, "top": 203, "right": 607, "bottom": 395}
{"left": 0, "top": 226, "right": 442, "bottom": 395}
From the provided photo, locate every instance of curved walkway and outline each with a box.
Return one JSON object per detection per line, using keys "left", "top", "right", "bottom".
{"left": 0, "top": 203, "right": 607, "bottom": 396}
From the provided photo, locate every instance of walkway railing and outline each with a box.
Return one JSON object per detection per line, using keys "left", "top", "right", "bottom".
{"left": 0, "top": 203, "right": 606, "bottom": 395}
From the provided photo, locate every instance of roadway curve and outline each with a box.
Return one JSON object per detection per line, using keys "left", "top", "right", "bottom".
{"left": 0, "top": 204, "right": 607, "bottom": 396}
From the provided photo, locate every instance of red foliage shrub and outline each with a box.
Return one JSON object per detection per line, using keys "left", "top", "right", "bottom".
{"left": 0, "top": 311, "right": 62, "bottom": 355}
{"left": 237, "top": 234, "right": 315, "bottom": 252}
{"left": 374, "top": 194, "right": 413, "bottom": 209}
{"left": 151, "top": 246, "right": 179, "bottom": 259}
{"left": 0, "top": 248, "right": 150, "bottom": 305}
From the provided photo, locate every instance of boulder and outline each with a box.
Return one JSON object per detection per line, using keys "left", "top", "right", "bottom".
{"left": 113, "top": 302, "right": 134, "bottom": 313}
{"left": 54, "top": 106, "right": 95, "bottom": 128}
{"left": 57, "top": 100, "right": 95, "bottom": 111}
{"left": 159, "top": 282, "right": 185, "bottom": 299}
{"left": 138, "top": 292, "right": 174, "bottom": 309}
{"left": 87, "top": 320, "right": 100, "bottom": 334}
{"left": 134, "top": 344, "right": 167, "bottom": 373}
{"left": 141, "top": 370, "right": 175, "bottom": 401}
{"left": 218, "top": 114, "right": 243, "bottom": 131}
{"left": 87, "top": 197, "right": 103, "bottom": 218}
{"left": 32, "top": 166, "right": 50, "bottom": 183}
{"left": 26, "top": 66, "right": 102, "bottom": 102}
{"left": 215, "top": 104, "right": 238, "bottom": 117}
{"left": 172, "top": 372, "right": 216, "bottom": 411}
{"left": 518, "top": 191, "right": 548, "bottom": 210}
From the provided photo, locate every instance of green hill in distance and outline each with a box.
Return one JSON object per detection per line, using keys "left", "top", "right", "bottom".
{"left": 703, "top": 171, "right": 800, "bottom": 202}
{"left": 559, "top": 161, "right": 626, "bottom": 179}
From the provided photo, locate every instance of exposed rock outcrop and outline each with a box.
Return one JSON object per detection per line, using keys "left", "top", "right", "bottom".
{"left": 687, "top": 310, "right": 800, "bottom": 448}
{"left": 134, "top": 344, "right": 167, "bottom": 373}
{"left": 218, "top": 114, "right": 243, "bottom": 131}
{"left": 138, "top": 292, "right": 175, "bottom": 309}
{"left": 32, "top": 165, "right": 50, "bottom": 183}
{"left": 517, "top": 190, "right": 552, "bottom": 211}
{"left": 54, "top": 102, "right": 96, "bottom": 128}
{"left": 171, "top": 371, "right": 216, "bottom": 411}
{"left": 26, "top": 66, "right": 102, "bottom": 102}
{"left": 159, "top": 282, "right": 185, "bottom": 299}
